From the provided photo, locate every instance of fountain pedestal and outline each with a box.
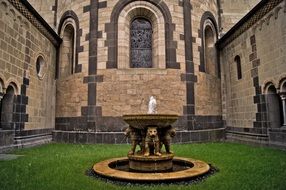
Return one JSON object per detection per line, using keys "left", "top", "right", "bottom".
{"left": 123, "top": 114, "right": 178, "bottom": 172}
{"left": 128, "top": 153, "right": 174, "bottom": 172}
{"left": 93, "top": 114, "right": 211, "bottom": 183}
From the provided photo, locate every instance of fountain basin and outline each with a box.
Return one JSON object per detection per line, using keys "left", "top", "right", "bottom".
{"left": 123, "top": 114, "right": 179, "bottom": 129}
{"left": 93, "top": 157, "right": 210, "bottom": 182}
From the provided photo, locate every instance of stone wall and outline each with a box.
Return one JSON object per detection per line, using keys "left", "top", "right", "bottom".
{"left": 53, "top": 0, "right": 225, "bottom": 143}
{"left": 220, "top": 0, "right": 286, "bottom": 147}
{"left": 0, "top": 0, "right": 59, "bottom": 151}
{"left": 191, "top": 0, "right": 222, "bottom": 116}
{"left": 55, "top": 0, "right": 90, "bottom": 118}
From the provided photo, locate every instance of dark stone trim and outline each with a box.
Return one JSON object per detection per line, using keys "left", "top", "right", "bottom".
{"left": 226, "top": 126, "right": 268, "bottom": 135}
{"left": 0, "top": 130, "right": 15, "bottom": 147}
{"left": 57, "top": 10, "right": 82, "bottom": 77}
{"left": 216, "top": 0, "right": 222, "bottom": 34}
{"left": 15, "top": 128, "right": 53, "bottom": 137}
{"left": 83, "top": 5, "right": 91, "bottom": 13}
{"left": 181, "top": 73, "right": 197, "bottom": 82}
{"left": 182, "top": 115, "right": 223, "bottom": 130}
{"left": 53, "top": 0, "right": 58, "bottom": 28}
{"left": 53, "top": 128, "right": 225, "bottom": 144}
{"left": 269, "top": 128, "right": 286, "bottom": 147}
{"left": 56, "top": 114, "right": 223, "bottom": 134}
{"left": 178, "top": 0, "right": 184, "bottom": 7}
{"left": 12, "top": 31, "right": 32, "bottom": 131}
{"left": 97, "top": 31, "right": 103, "bottom": 38}
{"left": 226, "top": 131, "right": 269, "bottom": 146}
{"left": 249, "top": 35, "right": 267, "bottom": 131}
{"left": 217, "top": 0, "right": 283, "bottom": 49}
{"left": 199, "top": 11, "right": 219, "bottom": 78}
{"left": 9, "top": 0, "right": 62, "bottom": 47}
{"left": 13, "top": 76, "right": 29, "bottom": 131}
{"left": 82, "top": 0, "right": 101, "bottom": 122}
{"left": 98, "top": 1, "right": 107, "bottom": 9}
{"left": 83, "top": 75, "right": 103, "bottom": 83}
{"left": 105, "top": 0, "right": 178, "bottom": 69}
{"left": 183, "top": 0, "right": 196, "bottom": 128}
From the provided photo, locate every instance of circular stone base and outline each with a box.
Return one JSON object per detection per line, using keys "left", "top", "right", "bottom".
{"left": 93, "top": 157, "right": 210, "bottom": 182}
{"left": 128, "top": 153, "right": 174, "bottom": 172}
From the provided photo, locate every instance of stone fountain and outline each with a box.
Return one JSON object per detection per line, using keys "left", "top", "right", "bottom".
{"left": 93, "top": 96, "right": 210, "bottom": 182}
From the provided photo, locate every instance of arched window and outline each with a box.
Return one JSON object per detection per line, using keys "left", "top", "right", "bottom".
{"left": 199, "top": 12, "right": 219, "bottom": 77}
{"left": 0, "top": 78, "right": 4, "bottom": 128}
{"left": 265, "top": 84, "right": 282, "bottom": 128}
{"left": 0, "top": 85, "right": 15, "bottom": 129}
{"left": 36, "top": 56, "right": 45, "bottom": 79}
{"left": 204, "top": 24, "right": 217, "bottom": 75}
{"left": 59, "top": 23, "right": 75, "bottom": 78}
{"left": 130, "top": 18, "right": 153, "bottom": 68}
{"left": 279, "top": 80, "right": 286, "bottom": 126}
{"left": 234, "top": 55, "right": 242, "bottom": 80}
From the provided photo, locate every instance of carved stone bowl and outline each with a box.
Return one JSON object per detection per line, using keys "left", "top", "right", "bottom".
{"left": 122, "top": 114, "right": 179, "bottom": 129}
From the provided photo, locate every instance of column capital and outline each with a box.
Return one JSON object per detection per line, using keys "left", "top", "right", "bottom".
{"left": 279, "top": 92, "right": 286, "bottom": 99}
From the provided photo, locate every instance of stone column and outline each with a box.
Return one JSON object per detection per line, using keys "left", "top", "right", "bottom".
{"left": 280, "top": 94, "right": 286, "bottom": 127}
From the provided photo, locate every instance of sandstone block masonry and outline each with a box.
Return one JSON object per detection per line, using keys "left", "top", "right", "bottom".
{"left": 1, "top": 0, "right": 285, "bottom": 149}
{"left": 0, "top": 0, "right": 60, "bottom": 151}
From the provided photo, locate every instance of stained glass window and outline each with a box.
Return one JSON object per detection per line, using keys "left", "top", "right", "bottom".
{"left": 130, "top": 18, "right": 152, "bottom": 68}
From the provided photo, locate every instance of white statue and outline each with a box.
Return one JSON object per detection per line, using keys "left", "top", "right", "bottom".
{"left": 148, "top": 96, "right": 157, "bottom": 114}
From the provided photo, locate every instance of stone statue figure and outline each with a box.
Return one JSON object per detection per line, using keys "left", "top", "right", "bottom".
{"left": 144, "top": 127, "right": 161, "bottom": 156}
{"left": 124, "top": 127, "right": 144, "bottom": 155}
{"left": 147, "top": 96, "right": 157, "bottom": 114}
{"left": 159, "top": 126, "right": 176, "bottom": 154}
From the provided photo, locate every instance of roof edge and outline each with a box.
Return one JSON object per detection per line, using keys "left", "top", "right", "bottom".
{"left": 217, "top": 0, "right": 283, "bottom": 49}
{"left": 8, "top": 0, "right": 61, "bottom": 47}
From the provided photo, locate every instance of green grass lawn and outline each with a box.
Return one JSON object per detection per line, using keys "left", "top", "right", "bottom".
{"left": 0, "top": 142, "right": 285, "bottom": 190}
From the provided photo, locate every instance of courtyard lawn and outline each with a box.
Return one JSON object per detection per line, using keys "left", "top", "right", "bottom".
{"left": 0, "top": 143, "right": 285, "bottom": 190}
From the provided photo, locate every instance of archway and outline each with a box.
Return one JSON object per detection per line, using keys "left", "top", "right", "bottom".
{"left": 0, "top": 85, "right": 15, "bottom": 129}
{"left": 59, "top": 23, "right": 75, "bottom": 78}
{"left": 204, "top": 25, "right": 217, "bottom": 76}
{"left": 265, "top": 84, "right": 281, "bottom": 128}
{"left": 279, "top": 80, "right": 286, "bottom": 126}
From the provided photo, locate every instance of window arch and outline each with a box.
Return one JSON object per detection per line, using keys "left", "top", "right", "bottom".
{"left": 57, "top": 10, "right": 81, "bottom": 79}
{"left": 279, "top": 79, "right": 286, "bottom": 93}
{"left": 36, "top": 55, "right": 45, "bottom": 79}
{"left": 204, "top": 24, "right": 216, "bottom": 75}
{"left": 106, "top": 0, "right": 178, "bottom": 69}
{"left": 0, "top": 78, "right": 4, "bottom": 94}
{"left": 279, "top": 79, "right": 286, "bottom": 126}
{"left": 199, "top": 12, "right": 219, "bottom": 77}
{"left": 130, "top": 18, "right": 153, "bottom": 68}
{"left": 59, "top": 23, "right": 75, "bottom": 78}
{"left": 0, "top": 85, "right": 16, "bottom": 129}
{"left": 265, "top": 83, "right": 282, "bottom": 128}
{"left": 234, "top": 55, "right": 242, "bottom": 80}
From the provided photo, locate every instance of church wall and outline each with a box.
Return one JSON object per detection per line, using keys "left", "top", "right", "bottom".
{"left": 191, "top": 0, "right": 222, "bottom": 116}
{"left": 221, "top": 32, "right": 257, "bottom": 129}
{"left": 96, "top": 0, "right": 186, "bottom": 118}
{"left": 55, "top": 0, "right": 90, "bottom": 118}
{"left": 220, "top": 0, "right": 286, "bottom": 147}
{"left": 53, "top": 0, "right": 225, "bottom": 144}
{"left": 0, "top": 0, "right": 59, "bottom": 151}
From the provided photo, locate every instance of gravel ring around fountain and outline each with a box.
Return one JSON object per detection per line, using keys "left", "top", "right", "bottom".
{"left": 92, "top": 157, "right": 211, "bottom": 183}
